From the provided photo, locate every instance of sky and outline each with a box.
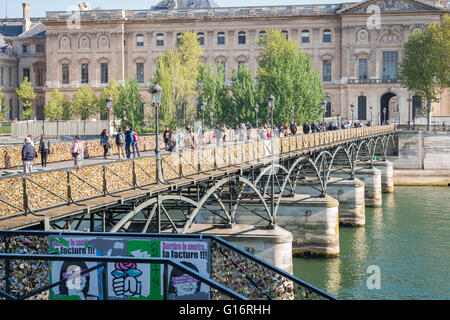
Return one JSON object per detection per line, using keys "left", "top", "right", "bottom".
{"left": 1, "top": 0, "right": 353, "bottom": 18}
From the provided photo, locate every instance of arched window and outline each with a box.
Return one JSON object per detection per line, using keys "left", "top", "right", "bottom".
{"left": 238, "top": 31, "right": 246, "bottom": 45}
{"left": 358, "top": 96, "right": 367, "bottom": 120}
{"left": 301, "top": 30, "right": 310, "bottom": 43}
{"left": 197, "top": 32, "right": 205, "bottom": 46}
{"left": 323, "top": 29, "right": 332, "bottom": 43}
{"left": 156, "top": 34, "right": 164, "bottom": 46}
{"left": 259, "top": 31, "right": 267, "bottom": 38}
{"left": 281, "top": 30, "right": 289, "bottom": 40}
{"left": 217, "top": 60, "right": 226, "bottom": 80}
{"left": 217, "top": 32, "right": 225, "bottom": 45}
{"left": 136, "top": 34, "right": 144, "bottom": 47}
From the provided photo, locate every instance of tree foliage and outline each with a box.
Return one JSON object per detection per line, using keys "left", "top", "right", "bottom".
{"left": 0, "top": 88, "right": 10, "bottom": 121}
{"left": 257, "top": 29, "right": 324, "bottom": 125}
{"left": 399, "top": 15, "right": 450, "bottom": 125}
{"left": 152, "top": 31, "right": 203, "bottom": 127}
{"left": 99, "top": 78, "right": 122, "bottom": 120}
{"left": 230, "top": 65, "right": 261, "bottom": 125}
{"left": 114, "top": 78, "right": 145, "bottom": 131}
{"left": 16, "top": 77, "right": 36, "bottom": 120}
{"left": 71, "top": 85, "right": 98, "bottom": 120}
{"left": 44, "top": 89, "right": 71, "bottom": 121}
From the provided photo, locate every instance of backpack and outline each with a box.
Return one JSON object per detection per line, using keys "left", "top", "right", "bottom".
{"left": 132, "top": 132, "right": 139, "bottom": 142}
{"left": 116, "top": 132, "right": 125, "bottom": 145}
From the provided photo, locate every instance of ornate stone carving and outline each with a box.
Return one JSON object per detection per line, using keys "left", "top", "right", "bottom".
{"left": 79, "top": 35, "right": 90, "bottom": 49}
{"left": 379, "top": 32, "right": 401, "bottom": 44}
{"left": 344, "top": 0, "right": 436, "bottom": 13}
{"left": 357, "top": 29, "right": 369, "bottom": 42}
{"left": 97, "top": 35, "right": 110, "bottom": 49}
{"left": 59, "top": 36, "right": 71, "bottom": 49}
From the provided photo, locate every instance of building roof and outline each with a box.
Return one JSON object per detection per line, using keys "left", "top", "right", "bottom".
{"left": 0, "top": 24, "right": 23, "bottom": 37}
{"left": 18, "top": 22, "right": 46, "bottom": 39}
{"left": 151, "top": 0, "right": 219, "bottom": 10}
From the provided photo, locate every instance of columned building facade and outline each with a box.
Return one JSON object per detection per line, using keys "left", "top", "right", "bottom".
{"left": 1, "top": 0, "right": 449, "bottom": 124}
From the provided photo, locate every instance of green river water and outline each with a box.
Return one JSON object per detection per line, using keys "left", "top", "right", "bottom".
{"left": 293, "top": 186, "right": 450, "bottom": 300}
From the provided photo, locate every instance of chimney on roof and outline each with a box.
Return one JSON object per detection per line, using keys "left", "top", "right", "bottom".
{"left": 22, "top": 3, "right": 31, "bottom": 32}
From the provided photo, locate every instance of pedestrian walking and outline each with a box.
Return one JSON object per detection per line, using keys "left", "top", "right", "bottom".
{"left": 163, "top": 127, "right": 171, "bottom": 151}
{"left": 131, "top": 128, "right": 141, "bottom": 158}
{"left": 38, "top": 134, "right": 51, "bottom": 168}
{"left": 22, "top": 136, "right": 37, "bottom": 173}
{"left": 115, "top": 128, "right": 126, "bottom": 159}
{"left": 214, "top": 124, "right": 222, "bottom": 146}
{"left": 70, "top": 136, "right": 84, "bottom": 168}
{"left": 100, "top": 129, "right": 111, "bottom": 159}
{"left": 124, "top": 126, "right": 133, "bottom": 158}
{"left": 27, "top": 135, "right": 34, "bottom": 147}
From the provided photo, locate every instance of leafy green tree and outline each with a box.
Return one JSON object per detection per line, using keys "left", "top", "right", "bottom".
{"left": 0, "top": 89, "right": 11, "bottom": 121}
{"left": 257, "top": 29, "right": 324, "bottom": 125}
{"left": 114, "top": 78, "right": 145, "bottom": 132}
{"left": 152, "top": 31, "right": 203, "bottom": 127}
{"left": 230, "top": 65, "right": 262, "bottom": 126}
{"left": 399, "top": 15, "right": 450, "bottom": 130}
{"left": 71, "top": 85, "right": 99, "bottom": 120}
{"left": 44, "top": 89, "right": 71, "bottom": 120}
{"left": 16, "top": 77, "right": 36, "bottom": 120}
{"left": 197, "top": 62, "right": 232, "bottom": 126}
{"left": 98, "top": 78, "right": 122, "bottom": 121}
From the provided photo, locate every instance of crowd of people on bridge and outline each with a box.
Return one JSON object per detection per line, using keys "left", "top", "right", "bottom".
{"left": 19, "top": 118, "right": 374, "bottom": 173}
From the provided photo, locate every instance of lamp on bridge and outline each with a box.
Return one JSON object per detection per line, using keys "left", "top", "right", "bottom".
{"left": 200, "top": 101, "right": 206, "bottom": 147}
{"left": 267, "top": 94, "right": 276, "bottom": 229}
{"left": 150, "top": 82, "right": 164, "bottom": 183}
{"left": 351, "top": 103, "right": 355, "bottom": 125}
{"left": 369, "top": 105, "right": 374, "bottom": 125}
{"left": 290, "top": 106, "right": 295, "bottom": 124}
{"left": 254, "top": 104, "right": 259, "bottom": 140}
{"left": 106, "top": 95, "right": 113, "bottom": 135}
{"left": 322, "top": 100, "right": 327, "bottom": 131}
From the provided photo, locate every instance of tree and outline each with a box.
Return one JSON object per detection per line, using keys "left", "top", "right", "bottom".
{"left": 0, "top": 89, "right": 10, "bottom": 121}
{"left": 16, "top": 77, "right": 36, "bottom": 120}
{"left": 98, "top": 78, "right": 121, "bottom": 122}
{"left": 71, "top": 85, "right": 98, "bottom": 120}
{"left": 152, "top": 31, "right": 203, "bottom": 127}
{"left": 44, "top": 89, "right": 71, "bottom": 120}
{"left": 114, "top": 78, "right": 145, "bottom": 132}
{"left": 399, "top": 15, "right": 450, "bottom": 130}
{"left": 257, "top": 29, "right": 324, "bottom": 125}
{"left": 230, "top": 65, "right": 262, "bottom": 126}
{"left": 197, "top": 62, "right": 232, "bottom": 126}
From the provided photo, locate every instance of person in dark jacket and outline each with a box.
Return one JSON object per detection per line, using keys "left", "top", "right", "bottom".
{"left": 115, "top": 128, "right": 126, "bottom": 159}
{"left": 22, "top": 137, "right": 37, "bottom": 173}
{"left": 303, "top": 122, "right": 310, "bottom": 135}
{"left": 163, "top": 127, "right": 171, "bottom": 151}
{"left": 38, "top": 134, "right": 51, "bottom": 168}
{"left": 124, "top": 126, "right": 133, "bottom": 159}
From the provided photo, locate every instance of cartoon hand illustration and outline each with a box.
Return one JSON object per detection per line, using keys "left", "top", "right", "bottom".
{"left": 111, "top": 265, "right": 142, "bottom": 297}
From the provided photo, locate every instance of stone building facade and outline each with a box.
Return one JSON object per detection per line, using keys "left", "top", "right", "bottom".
{"left": 0, "top": 0, "right": 449, "bottom": 125}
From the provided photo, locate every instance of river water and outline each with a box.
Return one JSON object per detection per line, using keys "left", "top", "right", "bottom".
{"left": 293, "top": 186, "right": 450, "bottom": 300}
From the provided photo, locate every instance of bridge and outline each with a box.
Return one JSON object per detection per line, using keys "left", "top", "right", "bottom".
{"left": 0, "top": 125, "right": 396, "bottom": 233}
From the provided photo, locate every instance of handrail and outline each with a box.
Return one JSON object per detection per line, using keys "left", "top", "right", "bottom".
{"left": 0, "top": 230, "right": 337, "bottom": 300}
{"left": 0, "top": 253, "right": 247, "bottom": 300}
{"left": 0, "top": 126, "right": 395, "bottom": 219}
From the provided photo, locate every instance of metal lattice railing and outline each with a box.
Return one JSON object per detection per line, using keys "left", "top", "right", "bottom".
{"left": 0, "top": 126, "right": 395, "bottom": 219}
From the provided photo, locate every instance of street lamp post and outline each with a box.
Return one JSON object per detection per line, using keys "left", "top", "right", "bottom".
{"left": 268, "top": 94, "right": 276, "bottom": 229}
{"left": 370, "top": 106, "right": 374, "bottom": 125}
{"left": 200, "top": 101, "right": 206, "bottom": 147}
{"left": 321, "top": 99, "right": 327, "bottom": 197}
{"left": 290, "top": 106, "right": 295, "bottom": 124}
{"left": 254, "top": 104, "right": 259, "bottom": 140}
{"left": 106, "top": 96, "right": 113, "bottom": 135}
{"left": 351, "top": 103, "right": 355, "bottom": 125}
{"left": 150, "top": 83, "right": 164, "bottom": 184}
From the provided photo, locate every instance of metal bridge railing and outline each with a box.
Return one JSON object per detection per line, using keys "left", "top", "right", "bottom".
{"left": 0, "top": 230, "right": 336, "bottom": 300}
{"left": 0, "top": 125, "right": 395, "bottom": 219}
